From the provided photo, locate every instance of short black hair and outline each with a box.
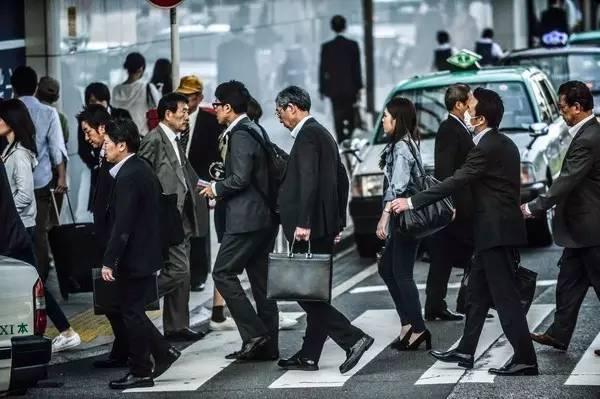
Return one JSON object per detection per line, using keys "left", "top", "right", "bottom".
{"left": 214, "top": 80, "right": 251, "bottom": 114}
{"left": 330, "top": 15, "right": 347, "bottom": 33}
{"left": 157, "top": 92, "right": 188, "bottom": 120}
{"left": 11, "top": 66, "right": 38, "bottom": 96}
{"left": 482, "top": 28, "right": 494, "bottom": 39}
{"left": 123, "top": 52, "right": 146, "bottom": 75}
{"left": 473, "top": 87, "right": 504, "bottom": 128}
{"left": 558, "top": 80, "right": 594, "bottom": 111}
{"left": 77, "top": 104, "right": 111, "bottom": 129}
{"left": 85, "top": 82, "right": 111, "bottom": 105}
{"left": 275, "top": 86, "right": 311, "bottom": 111}
{"left": 445, "top": 83, "right": 471, "bottom": 111}
{"left": 436, "top": 30, "right": 450, "bottom": 45}
{"left": 105, "top": 118, "right": 140, "bottom": 153}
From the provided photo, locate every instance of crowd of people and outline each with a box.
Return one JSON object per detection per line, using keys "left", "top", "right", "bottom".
{"left": 0, "top": 11, "right": 599, "bottom": 391}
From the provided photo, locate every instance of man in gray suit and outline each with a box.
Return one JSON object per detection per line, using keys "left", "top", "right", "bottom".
{"left": 139, "top": 92, "right": 208, "bottom": 341}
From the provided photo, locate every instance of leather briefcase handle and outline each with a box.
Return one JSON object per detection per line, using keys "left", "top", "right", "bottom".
{"left": 288, "top": 238, "right": 313, "bottom": 259}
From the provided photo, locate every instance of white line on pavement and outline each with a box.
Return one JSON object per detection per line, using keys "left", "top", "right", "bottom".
{"left": 349, "top": 280, "right": 558, "bottom": 294}
{"left": 565, "top": 331, "right": 600, "bottom": 386}
{"left": 269, "top": 309, "right": 399, "bottom": 389}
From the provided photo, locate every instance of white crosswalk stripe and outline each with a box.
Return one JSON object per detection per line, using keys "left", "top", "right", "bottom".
{"left": 349, "top": 280, "right": 558, "bottom": 294}
{"left": 565, "top": 331, "right": 600, "bottom": 386}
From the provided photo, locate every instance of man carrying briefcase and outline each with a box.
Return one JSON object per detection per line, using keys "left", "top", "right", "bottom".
{"left": 274, "top": 86, "right": 373, "bottom": 374}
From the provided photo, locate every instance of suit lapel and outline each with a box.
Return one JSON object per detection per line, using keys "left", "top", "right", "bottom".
{"left": 157, "top": 126, "right": 186, "bottom": 187}
{"left": 572, "top": 117, "right": 598, "bottom": 142}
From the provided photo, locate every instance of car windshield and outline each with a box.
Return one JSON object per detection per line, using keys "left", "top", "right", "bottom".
{"left": 374, "top": 81, "right": 536, "bottom": 144}
{"left": 507, "top": 53, "right": 600, "bottom": 92}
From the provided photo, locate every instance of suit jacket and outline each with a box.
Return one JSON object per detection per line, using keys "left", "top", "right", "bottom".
{"left": 91, "top": 156, "right": 114, "bottom": 248}
{"left": 102, "top": 155, "right": 162, "bottom": 278}
{"left": 187, "top": 108, "right": 224, "bottom": 180}
{"left": 434, "top": 116, "right": 475, "bottom": 242}
{"left": 278, "top": 118, "right": 349, "bottom": 242}
{"left": 214, "top": 117, "right": 272, "bottom": 234}
{"left": 138, "top": 125, "right": 208, "bottom": 238}
{"left": 319, "top": 35, "right": 363, "bottom": 100}
{"left": 528, "top": 117, "right": 600, "bottom": 248}
{"left": 0, "top": 161, "right": 31, "bottom": 259}
{"left": 412, "top": 129, "right": 526, "bottom": 251}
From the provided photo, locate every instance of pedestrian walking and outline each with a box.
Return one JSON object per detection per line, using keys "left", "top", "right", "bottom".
{"left": 433, "top": 31, "right": 457, "bottom": 71}
{"left": 101, "top": 119, "right": 180, "bottom": 389}
{"left": 200, "top": 80, "right": 279, "bottom": 361}
{"left": 524, "top": 81, "right": 600, "bottom": 352}
{"left": 392, "top": 87, "right": 538, "bottom": 376}
{"left": 319, "top": 15, "right": 363, "bottom": 143}
{"left": 474, "top": 29, "right": 504, "bottom": 66}
{"left": 275, "top": 86, "right": 373, "bottom": 374}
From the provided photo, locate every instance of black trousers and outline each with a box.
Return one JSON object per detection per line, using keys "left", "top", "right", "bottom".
{"left": 212, "top": 226, "right": 279, "bottom": 347}
{"left": 106, "top": 312, "right": 129, "bottom": 361}
{"left": 546, "top": 246, "right": 600, "bottom": 346}
{"left": 331, "top": 97, "right": 356, "bottom": 143}
{"left": 294, "top": 236, "right": 364, "bottom": 363}
{"left": 457, "top": 246, "right": 537, "bottom": 365}
{"left": 33, "top": 184, "right": 52, "bottom": 281}
{"left": 190, "top": 233, "right": 211, "bottom": 287}
{"left": 117, "top": 276, "right": 171, "bottom": 377}
{"left": 425, "top": 229, "right": 473, "bottom": 314}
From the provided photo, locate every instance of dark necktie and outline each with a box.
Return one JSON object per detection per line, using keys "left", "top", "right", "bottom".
{"left": 179, "top": 127, "right": 190, "bottom": 153}
{"left": 174, "top": 136, "right": 185, "bottom": 166}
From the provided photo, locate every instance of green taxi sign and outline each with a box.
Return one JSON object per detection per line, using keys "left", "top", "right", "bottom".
{"left": 447, "top": 49, "right": 482, "bottom": 69}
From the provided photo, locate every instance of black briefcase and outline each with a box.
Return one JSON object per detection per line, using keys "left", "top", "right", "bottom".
{"left": 267, "top": 241, "right": 332, "bottom": 302}
{"left": 92, "top": 269, "right": 160, "bottom": 315}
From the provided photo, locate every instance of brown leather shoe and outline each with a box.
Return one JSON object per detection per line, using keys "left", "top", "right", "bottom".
{"left": 530, "top": 333, "right": 567, "bottom": 351}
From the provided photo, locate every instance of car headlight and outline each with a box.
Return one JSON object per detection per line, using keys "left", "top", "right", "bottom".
{"left": 352, "top": 174, "right": 384, "bottom": 197}
{"left": 521, "top": 163, "right": 536, "bottom": 185}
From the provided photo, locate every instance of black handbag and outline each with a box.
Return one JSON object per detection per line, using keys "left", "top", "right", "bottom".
{"left": 267, "top": 240, "right": 332, "bottom": 302}
{"left": 395, "top": 139, "right": 455, "bottom": 239}
{"left": 91, "top": 268, "right": 160, "bottom": 315}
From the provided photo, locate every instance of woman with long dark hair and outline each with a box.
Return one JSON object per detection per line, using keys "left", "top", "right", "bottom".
{"left": 375, "top": 97, "right": 431, "bottom": 351}
{"left": 0, "top": 98, "right": 81, "bottom": 353}
{"left": 150, "top": 58, "right": 173, "bottom": 98}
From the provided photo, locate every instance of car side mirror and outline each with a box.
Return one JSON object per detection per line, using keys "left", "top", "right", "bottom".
{"left": 529, "top": 122, "right": 549, "bottom": 137}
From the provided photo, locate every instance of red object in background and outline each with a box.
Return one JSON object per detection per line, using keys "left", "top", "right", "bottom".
{"left": 146, "top": 0, "right": 183, "bottom": 8}
{"left": 33, "top": 279, "right": 47, "bottom": 336}
{"left": 146, "top": 108, "right": 160, "bottom": 131}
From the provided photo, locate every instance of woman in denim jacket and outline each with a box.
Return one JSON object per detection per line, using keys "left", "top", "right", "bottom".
{"left": 376, "top": 97, "right": 431, "bottom": 351}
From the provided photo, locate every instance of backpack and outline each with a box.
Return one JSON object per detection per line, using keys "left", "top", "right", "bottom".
{"left": 235, "top": 124, "right": 288, "bottom": 215}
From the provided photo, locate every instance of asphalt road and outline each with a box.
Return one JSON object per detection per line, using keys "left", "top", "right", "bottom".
{"left": 23, "top": 245, "right": 600, "bottom": 399}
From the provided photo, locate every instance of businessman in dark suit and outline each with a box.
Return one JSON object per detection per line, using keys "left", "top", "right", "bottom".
{"left": 275, "top": 86, "right": 373, "bottom": 374}
{"left": 425, "top": 84, "right": 474, "bottom": 321}
{"left": 392, "top": 88, "right": 538, "bottom": 376}
{"left": 200, "top": 81, "right": 279, "bottom": 361}
{"left": 139, "top": 93, "right": 209, "bottom": 342}
{"left": 100, "top": 119, "right": 179, "bottom": 390}
{"left": 78, "top": 82, "right": 131, "bottom": 212}
{"left": 319, "top": 15, "right": 363, "bottom": 143}
{"left": 524, "top": 81, "right": 600, "bottom": 351}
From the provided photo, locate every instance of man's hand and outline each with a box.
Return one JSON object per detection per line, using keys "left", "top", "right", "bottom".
{"left": 294, "top": 227, "right": 311, "bottom": 241}
{"left": 334, "top": 232, "right": 343, "bottom": 244}
{"left": 101, "top": 266, "right": 115, "bottom": 282}
{"left": 376, "top": 212, "right": 390, "bottom": 240}
{"left": 520, "top": 203, "right": 533, "bottom": 219}
{"left": 390, "top": 198, "right": 410, "bottom": 214}
{"left": 200, "top": 185, "right": 215, "bottom": 199}
{"left": 55, "top": 175, "right": 68, "bottom": 194}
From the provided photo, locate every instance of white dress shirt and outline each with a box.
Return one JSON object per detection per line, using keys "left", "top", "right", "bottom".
{"left": 290, "top": 115, "right": 313, "bottom": 138}
{"left": 109, "top": 154, "right": 135, "bottom": 178}
{"left": 476, "top": 38, "right": 505, "bottom": 58}
{"left": 185, "top": 109, "right": 199, "bottom": 157}
{"left": 472, "top": 127, "right": 492, "bottom": 146}
{"left": 449, "top": 113, "right": 470, "bottom": 134}
{"left": 159, "top": 122, "right": 182, "bottom": 165}
{"left": 211, "top": 113, "right": 248, "bottom": 196}
{"left": 568, "top": 114, "right": 595, "bottom": 138}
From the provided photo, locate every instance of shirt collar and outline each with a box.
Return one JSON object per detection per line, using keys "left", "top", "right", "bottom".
{"left": 568, "top": 114, "right": 595, "bottom": 138}
{"left": 224, "top": 113, "right": 248, "bottom": 136}
{"left": 437, "top": 43, "right": 452, "bottom": 50}
{"left": 109, "top": 153, "right": 134, "bottom": 178}
{"left": 159, "top": 122, "right": 179, "bottom": 141}
{"left": 478, "top": 37, "right": 493, "bottom": 43}
{"left": 290, "top": 115, "right": 313, "bottom": 138}
{"left": 449, "top": 113, "right": 469, "bottom": 132}
{"left": 473, "top": 127, "right": 492, "bottom": 146}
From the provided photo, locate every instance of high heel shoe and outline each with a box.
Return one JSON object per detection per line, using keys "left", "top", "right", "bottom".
{"left": 390, "top": 326, "right": 413, "bottom": 350}
{"left": 398, "top": 329, "right": 432, "bottom": 351}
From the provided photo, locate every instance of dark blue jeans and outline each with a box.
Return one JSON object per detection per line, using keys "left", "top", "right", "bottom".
{"left": 379, "top": 228, "right": 425, "bottom": 332}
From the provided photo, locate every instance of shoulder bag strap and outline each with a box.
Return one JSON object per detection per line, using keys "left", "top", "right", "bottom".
{"left": 403, "top": 137, "right": 426, "bottom": 177}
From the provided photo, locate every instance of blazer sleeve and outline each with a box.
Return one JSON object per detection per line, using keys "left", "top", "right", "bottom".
{"left": 214, "top": 131, "right": 255, "bottom": 199}
{"left": 412, "top": 144, "right": 487, "bottom": 209}
{"left": 434, "top": 123, "right": 458, "bottom": 180}
{"left": 319, "top": 44, "right": 327, "bottom": 96}
{"left": 138, "top": 134, "right": 158, "bottom": 170}
{"left": 352, "top": 41, "right": 363, "bottom": 92}
{"left": 337, "top": 159, "right": 350, "bottom": 229}
{"left": 528, "top": 137, "right": 594, "bottom": 214}
{"left": 10, "top": 152, "right": 35, "bottom": 214}
{"left": 102, "top": 174, "right": 139, "bottom": 272}
{"left": 296, "top": 133, "right": 319, "bottom": 229}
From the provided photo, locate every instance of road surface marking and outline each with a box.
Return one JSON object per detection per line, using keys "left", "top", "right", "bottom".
{"left": 350, "top": 280, "right": 558, "bottom": 294}
{"left": 565, "top": 331, "right": 600, "bottom": 386}
{"left": 269, "top": 309, "right": 399, "bottom": 389}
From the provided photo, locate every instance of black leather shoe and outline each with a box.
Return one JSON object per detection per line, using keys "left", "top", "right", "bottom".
{"left": 530, "top": 333, "right": 567, "bottom": 351}
{"left": 109, "top": 373, "right": 154, "bottom": 390}
{"left": 241, "top": 345, "right": 279, "bottom": 361}
{"left": 93, "top": 358, "right": 128, "bottom": 369}
{"left": 429, "top": 349, "right": 474, "bottom": 369}
{"left": 153, "top": 347, "right": 181, "bottom": 378}
{"left": 339, "top": 335, "right": 374, "bottom": 374}
{"left": 425, "top": 309, "right": 464, "bottom": 321}
{"left": 225, "top": 336, "right": 270, "bottom": 360}
{"left": 278, "top": 352, "right": 319, "bottom": 371}
{"left": 595, "top": 349, "right": 600, "bottom": 357}
{"left": 165, "top": 328, "right": 205, "bottom": 342}
{"left": 488, "top": 362, "right": 539, "bottom": 376}
{"left": 191, "top": 283, "right": 206, "bottom": 292}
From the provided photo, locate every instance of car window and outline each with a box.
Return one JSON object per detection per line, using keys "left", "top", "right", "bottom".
{"left": 374, "top": 81, "right": 536, "bottom": 144}
{"left": 530, "top": 78, "right": 553, "bottom": 123}
{"left": 506, "top": 55, "right": 568, "bottom": 92}
{"left": 539, "top": 78, "right": 560, "bottom": 120}
{"left": 567, "top": 53, "right": 600, "bottom": 92}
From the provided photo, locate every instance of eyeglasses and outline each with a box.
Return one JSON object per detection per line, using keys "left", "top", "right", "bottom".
{"left": 212, "top": 102, "right": 225, "bottom": 109}
{"left": 275, "top": 104, "right": 291, "bottom": 117}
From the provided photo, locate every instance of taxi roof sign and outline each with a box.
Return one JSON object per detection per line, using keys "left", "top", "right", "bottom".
{"left": 447, "top": 49, "right": 482, "bottom": 70}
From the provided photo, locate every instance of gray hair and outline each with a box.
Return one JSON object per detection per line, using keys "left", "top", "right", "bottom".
{"left": 275, "top": 86, "right": 311, "bottom": 111}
